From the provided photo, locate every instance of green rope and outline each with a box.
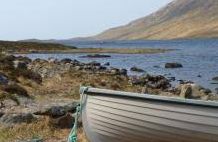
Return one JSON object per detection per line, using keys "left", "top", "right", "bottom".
{"left": 68, "top": 105, "right": 80, "bottom": 142}
{"left": 68, "top": 87, "right": 88, "bottom": 142}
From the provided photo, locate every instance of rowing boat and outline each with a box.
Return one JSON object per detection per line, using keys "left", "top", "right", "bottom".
{"left": 80, "top": 87, "right": 218, "bottom": 142}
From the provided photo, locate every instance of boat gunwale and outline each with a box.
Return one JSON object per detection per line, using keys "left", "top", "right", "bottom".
{"left": 80, "top": 87, "right": 218, "bottom": 108}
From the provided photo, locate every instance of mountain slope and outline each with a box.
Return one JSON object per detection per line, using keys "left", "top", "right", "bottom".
{"left": 92, "top": 0, "right": 218, "bottom": 40}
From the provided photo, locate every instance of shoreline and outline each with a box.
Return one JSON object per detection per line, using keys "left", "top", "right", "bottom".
{"left": 1, "top": 54, "right": 217, "bottom": 141}
{"left": 13, "top": 48, "right": 173, "bottom": 54}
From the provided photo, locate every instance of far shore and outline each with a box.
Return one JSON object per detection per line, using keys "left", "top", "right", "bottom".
{"left": 14, "top": 48, "right": 173, "bottom": 54}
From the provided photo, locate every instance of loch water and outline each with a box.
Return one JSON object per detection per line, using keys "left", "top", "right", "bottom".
{"left": 27, "top": 39, "right": 218, "bottom": 92}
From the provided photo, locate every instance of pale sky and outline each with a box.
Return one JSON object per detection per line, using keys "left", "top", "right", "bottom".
{"left": 0, "top": 0, "right": 172, "bottom": 40}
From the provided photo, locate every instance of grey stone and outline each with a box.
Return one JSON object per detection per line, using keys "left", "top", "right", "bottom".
{"left": 165, "top": 63, "right": 183, "bottom": 68}
{"left": 0, "top": 113, "right": 36, "bottom": 124}
{"left": 34, "top": 102, "right": 79, "bottom": 118}
{"left": 130, "top": 67, "right": 145, "bottom": 72}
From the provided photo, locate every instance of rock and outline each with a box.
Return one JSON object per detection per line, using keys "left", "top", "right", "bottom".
{"left": 74, "top": 66, "right": 83, "bottom": 71}
{"left": 0, "top": 73, "right": 8, "bottom": 85}
{"left": 80, "top": 54, "right": 111, "bottom": 58}
{"left": 48, "top": 57, "right": 58, "bottom": 63}
{"left": 165, "top": 63, "right": 183, "bottom": 68}
{"left": 104, "top": 62, "right": 110, "bottom": 66}
{"left": 109, "top": 68, "right": 120, "bottom": 75}
{"left": 208, "top": 93, "right": 218, "bottom": 101}
{"left": 30, "top": 138, "right": 43, "bottom": 142}
{"left": 87, "top": 61, "right": 101, "bottom": 66}
{"left": 0, "top": 112, "right": 4, "bottom": 118}
{"left": 0, "top": 55, "right": 16, "bottom": 62}
{"left": 3, "top": 84, "right": 29, "bottom": 97}
{"left": 13, "top": 60, "right": 28, "bottom": 69}
{"left": 108, "top": 68, "right": 127, "bottom": 76}
{"left": 95, "top": 66, "right": 107, "bottom": 71}
{"left": 201, "top": 88, "right": 212, "bottom": 94}
{"left": 153, "top": 65, "right": 160, "bottom": 68}
{"left": 167, "top": 77, "right": 176, "bottom": 81}
{"left": 212, "top": 76, "right": 218, "bottom": 81}
{"left": 130, "top": 67, "right": 145, "bottom": 72}
{"left": 120, "top": 69, "right": 127, "bottom": 76}
{"left": 178, "top": 83, "right": 210, "bottom": 99}
{"left": 16, "top": 56, "right": 32, "bottom": 64}
{"left": 60, "top": 58, "right": 72, "bottom": 64}
{"left": 179, "top": 84, "right": 192, "bottom": 98}
{"left": 34, "top": 102, "right": 79, "bottom": 118}
{"left": 32, "top": 58, "right": 48, "bottom": 64}
{"left": 71, "top": 59, "right": 80, "bottom": 65}
{"left": 52, "top": 113, "right": 74, "bottom": 129}
{"left": 1, "top": 99, "right": 18, "bottom": 108}
{"left": 34, "top": 106, "right": 66, "bottom": 118}
{"left": 0, "top": 113, "right": 36, "bottom": 124}
{"left": 129, "top": 74, "right": 171, "bottom": 90}
{"left": 141, "top": 86, "right": 149, "bottom": 94}
{"left": 178, "top": 80, "right": 194, "bottom": 84}
{"left": 215, "top": 88, "right": 218, "bottom": 94}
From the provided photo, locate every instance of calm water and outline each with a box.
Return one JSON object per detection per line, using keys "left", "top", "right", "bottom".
{"left": 26, "top": 39, "right": 218, "bottom": 92}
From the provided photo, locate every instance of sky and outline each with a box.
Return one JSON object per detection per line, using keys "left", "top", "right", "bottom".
{"left": 0, "top": 0, "right": 172, "bottom": 41}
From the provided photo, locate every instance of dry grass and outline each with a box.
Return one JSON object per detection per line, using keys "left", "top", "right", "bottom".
{"left": 0, "top": 117, "right": 88, "bottom": 142}
{"left": 35, "top": 70, "right": 143, "bottom": 99}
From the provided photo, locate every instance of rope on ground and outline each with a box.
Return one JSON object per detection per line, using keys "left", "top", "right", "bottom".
{"left": 68, "top": 86, "right": 89, "bottom": 142}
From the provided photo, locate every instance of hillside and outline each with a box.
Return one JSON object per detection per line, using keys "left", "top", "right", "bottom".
{"left": 91, "top": 0, "right": 218, "bottom": 40}
{"left": 0, "top": 41, "right": 76, "bottom": 53}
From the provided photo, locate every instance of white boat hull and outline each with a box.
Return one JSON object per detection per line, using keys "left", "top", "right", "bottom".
{"left": 81, "top": 87, "right": 218, "bottom": 142}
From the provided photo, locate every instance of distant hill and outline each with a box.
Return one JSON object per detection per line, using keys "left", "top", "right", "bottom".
{"left": 90, "top": 0, "right": 218, "bottom": 40}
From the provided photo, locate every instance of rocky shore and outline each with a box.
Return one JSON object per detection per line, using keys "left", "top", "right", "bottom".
{"left": 0, "top": 54, "right": 218, "bottom": 142}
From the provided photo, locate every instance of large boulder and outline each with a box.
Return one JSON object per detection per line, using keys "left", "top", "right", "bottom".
{"left": 165, "top": 63, "right": 183, "bottom": 68}
{"left": 34, "top": 102, "right": 79, "bottom": 118}
{"left": 178, "top": 83, "right": 211, "bottom": 99}
{"left": 179, "top": 84, "right": 192, "bottom": 98}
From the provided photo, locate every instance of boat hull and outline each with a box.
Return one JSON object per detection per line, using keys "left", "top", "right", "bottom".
{"left": 81, "top": 87, "right": 218, "bottom": 142}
